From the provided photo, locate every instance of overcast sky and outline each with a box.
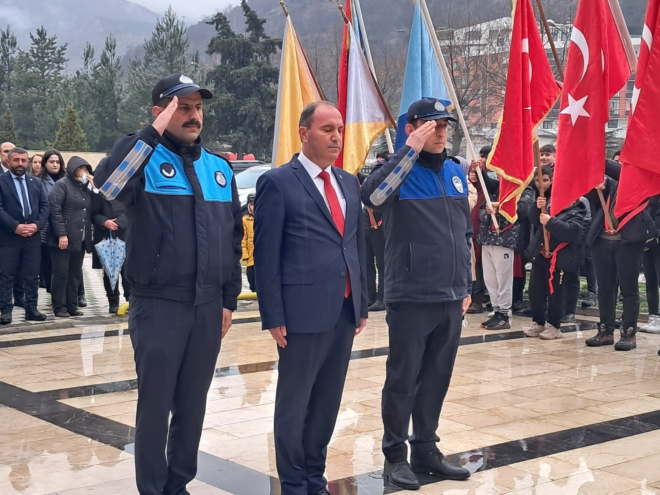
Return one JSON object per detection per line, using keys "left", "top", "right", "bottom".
{"left": 132, "top": 0, "right": 236, "bottom": 23}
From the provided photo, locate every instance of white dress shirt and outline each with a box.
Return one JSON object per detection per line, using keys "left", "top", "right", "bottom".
{"left": 1, "top": 163, "right": 8, "bottom": 174}
{"left": 298, "top": 152, "right": 346, "bottom": 217}
{"left": 10, "top": 172, "right": 32, "bottom": 216}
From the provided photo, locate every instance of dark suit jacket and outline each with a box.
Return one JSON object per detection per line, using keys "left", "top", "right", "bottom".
{"left": 0, "top": 171, "right": 50, "bottom": 247}
{"left": 254, "top": 155, "right": 368, "bottom": 334}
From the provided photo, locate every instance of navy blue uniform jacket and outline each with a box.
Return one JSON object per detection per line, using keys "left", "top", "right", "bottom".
{"left": 94, "top": 125, "right": 243, "bottom": 309}
{"left": 361, "top": 146, "right": 472, "bottom": 304}
{"left": 254, "top": 155, "right": 368, "bottom": 334}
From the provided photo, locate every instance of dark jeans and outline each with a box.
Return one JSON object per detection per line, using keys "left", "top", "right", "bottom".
{"left": 583, "top": 246, "right": 597, "bottom": 294}
{"left": 564, "top": 271, "right": 580, "bottom": 316}
{"left": 643, "top": 246, "right": 660, "bottom": 315}
{"left": 40, "top": 244, "right": 53, "bottom": 293}
{"left": 593, "top": 238, "right": 644, "bottom": 331}
{"left": 365, "top": 228, "right": 385, "bottom": 303}
{"left": 51, "top": 249, "right": 85, "bottom": 314}
{"left": 471, "top": 261, "right": 486, "bottom": 303}
{"left": 0, "top": 245, "right": 40, "bottom": 313}
{"left": 103, "top": 266, "right": 131, "bottom": 300}
{"left": 529, "top": 256, "right": 567, "bottom": 329}
{"left": 130, "top": 296, "right": 223, "bottom": 495}
{"left": 382, "top": 300, "right": 463, "bottom": 463}
{"left": 246, "top": 265, "right": 256, "bottom": 293}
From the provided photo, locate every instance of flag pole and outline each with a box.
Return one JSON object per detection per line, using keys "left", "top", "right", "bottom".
{"left": 607, "top": 0, "right": 638, "bottom": 71}
{"left": 353, "top": 0, "right": 394, "bottom": 154}
{"left": 279, "top": 0, "right": 288, "bottom": 16}
{"left": 534, "top": 141, "right": 552, "bottom": 256}
{"left": 417, "top": 0, "right": 500, "bottom": 232}
{"left": 534, "top": 0, "right": 564, "bottom": 81}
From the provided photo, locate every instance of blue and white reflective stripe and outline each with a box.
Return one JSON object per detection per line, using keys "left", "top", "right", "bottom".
{"left": 369, "top": 149, "right": 418, "bottom": 206}
{"left": 99, "top": 140, "right": 153, "bottom": 201}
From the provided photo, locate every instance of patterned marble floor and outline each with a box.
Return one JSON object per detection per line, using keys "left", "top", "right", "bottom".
{"left": 0, "top": 307, "right": 659, "bottom": 494}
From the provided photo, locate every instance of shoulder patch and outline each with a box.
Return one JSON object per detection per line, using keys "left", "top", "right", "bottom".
{"left": 452, "top": 176, "right": 464, "bottom": 194}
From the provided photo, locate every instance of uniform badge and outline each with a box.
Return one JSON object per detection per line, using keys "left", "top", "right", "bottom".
{"left": 215, "top": 171, "right": 227, "bottom": 188}
{"left": 434, "top": 101, "right": 445, "bottom": 112}
{"left": 452, "top": 176, "right": 464, "bottom": 194}
{"left": 180, "top": 75, "right": 194, "bottom": 84}
{"left": 160, "top": 163, "right": 176, "bottom": 178}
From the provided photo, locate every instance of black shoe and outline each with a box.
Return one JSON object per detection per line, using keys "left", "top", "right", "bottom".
{"left": 561, "top": 313, "right": 577, "bottom": 324}
{"left": 25, "top": 310, "right": 46, "bottom": 322}
{"left": 383, "top": 460, "right": 420, "bottom": 491}
{"left": 486, "top": 312, "right": 511, "bottom": 330}
{"left": 369, "top": 300, "right": 386, "bottom": 312}
{"left": 77, "top": 297, "right": 87, "bottom": 308}
{"left": 481, "top": 314, "right": 496, "bottom": 328}
{"left": 615, "top": 327, "right": 637, "bottom": 351}
{"left": 467, "top": 301, "right": 483, "bottom": 314}
{"left": 582, "top": 292, "right": 597, "bottom": 307}
{"left": 13, "top": 298, "right": 25, "bottom": 309}
{"left": 585, "top": 324, "right": 614, "bottom": 347}
{"left": 512, "top": 300, "right": 524, "bottom": 312}
{"left": 411, "top": 451, "right": 470, "bottom": 481}
{"left": 69, "top": 310, "right": 84, "bottom": 317}
{"left": 108, "top": 298, "right": 120, "bottom": 314}
{"left": 1, "top": 313, "right": 12, "bottom": 325}
{"left": 315, "top": 489, "right": 331, "bottom": 495}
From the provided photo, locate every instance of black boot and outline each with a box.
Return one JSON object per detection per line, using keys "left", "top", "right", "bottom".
{"left": 383, "top": 460, "right": 420, "bottom": 490}
{"left": 467, "top": 300, "right": 484, "bottom": 314}
{"left": 108, "top": 297, "right": 120, "bottom": 314}
{"left": 369, "top": 300, "right": 386, "bottom": 312}
{"left": 585, "top": 324, "right": 614, "bottom": 347}
{"left": 615, "top": 327, "right": 637, "bottom": 351}
{"left": 411, "top": 451, "right": 470, "bottom": 481}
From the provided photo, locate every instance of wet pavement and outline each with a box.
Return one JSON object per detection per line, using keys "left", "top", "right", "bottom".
{"left": 0, "top": 305, "right": 660, "bottom": 494}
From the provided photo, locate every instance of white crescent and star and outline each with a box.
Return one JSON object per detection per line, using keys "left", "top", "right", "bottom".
{"left": 570, "top": 27, "right": 590, "bottom": 83}
{"left": 561, "top": 94, "right": 590, "bottom": 125}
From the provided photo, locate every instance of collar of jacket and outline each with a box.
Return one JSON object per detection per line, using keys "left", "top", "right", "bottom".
{"left": 417, "top": 149, "right": 448, "bottom": 172}
{"left": 161, "top": 131, "right": 203, "bottom": 161}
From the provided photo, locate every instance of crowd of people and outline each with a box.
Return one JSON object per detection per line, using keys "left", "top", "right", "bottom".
{"left": 0, "top": 143, "right": 131, "bottom": 324}
{"left": 2, "top": 69, "right": 659, "bottom": 495}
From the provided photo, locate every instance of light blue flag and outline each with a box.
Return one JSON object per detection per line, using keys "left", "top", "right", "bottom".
{"left": 395, "top": 0, "right": 452, "bottom": 150}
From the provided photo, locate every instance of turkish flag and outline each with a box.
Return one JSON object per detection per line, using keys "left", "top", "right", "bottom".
{"left": 615, "top": 0, "right": 660, "bottom": 216}
{"left": 551, "top": 0, "right": 632, "bottom": 215}
{"left": 487, "top": 0, "right": 561, "bottom": 222}
{"left": 334, "top": 0, "right": 353, "bottom": 169}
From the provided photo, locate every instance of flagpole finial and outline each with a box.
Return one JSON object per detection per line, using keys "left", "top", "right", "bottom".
{"left": 279, "top": 0, "right": 289, "bottom": 17}
{"left": 337, "top": 3, "right": 349, "bottom": 24}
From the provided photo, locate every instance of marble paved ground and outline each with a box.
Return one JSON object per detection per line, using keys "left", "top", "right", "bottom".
{"left": 0, "top": 308, "right": 659, "bottom": 494}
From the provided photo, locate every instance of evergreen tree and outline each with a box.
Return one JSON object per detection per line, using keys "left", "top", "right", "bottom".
{"left": 0, "top": 27, "right": 18, "bottom": 101}
{"left": 204, "top": 0, "right": 281, "bottom": 159}
{"left": 52, "top": 105, "right": 89, "bottom": 151}
{"left": 91, "top": 36, "right": 124, "bottom": 150}
{"left": 0, "top": 107, "right": 17, "bottom": 143}
{"left": 124, "top": 7, "right": 192, "bottom": 126}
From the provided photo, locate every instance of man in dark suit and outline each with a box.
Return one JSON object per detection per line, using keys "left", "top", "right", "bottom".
{"left": 254, "top": 101, "right": 368, "bottom": 495}
{"left": 0, "top": 147, "right": 49, "bottom": 324}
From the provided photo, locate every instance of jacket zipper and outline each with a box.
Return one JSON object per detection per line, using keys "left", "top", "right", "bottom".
{"left": 435, "top": 170, "right": 457, "bottom": 300}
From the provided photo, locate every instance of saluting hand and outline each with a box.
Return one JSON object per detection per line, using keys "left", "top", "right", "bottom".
{"left": 152, "top": 96, "right": 179, "bottom": 136}
{"left": 405, "top": 121, "right": 437, "bottom": 153}
{"left": 269, "top": 326, "right": 288, "bottom": 348}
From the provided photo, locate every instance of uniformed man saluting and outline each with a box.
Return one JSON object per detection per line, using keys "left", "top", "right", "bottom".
{"left": 362, "top": 98, "right": 473, "bottom": 490}
{"left": 95, "top": 74, "right": 243, "bottom": 495}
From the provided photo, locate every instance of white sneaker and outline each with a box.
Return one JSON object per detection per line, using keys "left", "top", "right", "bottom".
{"left": 489, "top": 309, "right": 512, "bottom": 318}
{"left": 641, "top": 314, "right": 660, "bottom": 332}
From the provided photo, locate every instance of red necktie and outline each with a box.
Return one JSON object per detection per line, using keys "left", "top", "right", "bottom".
{"left": 319, "top": 170, "right": 350, "bottom": 298}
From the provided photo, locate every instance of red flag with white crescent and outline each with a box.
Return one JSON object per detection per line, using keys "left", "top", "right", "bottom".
{"left": 487, "top": 0, "right": 561, "bottom": 223}
{"left": 615, "top": 0, "right": 660, "bottom": 216}
{"left": 551, "top": 0, "right": 631, "bottom": 215}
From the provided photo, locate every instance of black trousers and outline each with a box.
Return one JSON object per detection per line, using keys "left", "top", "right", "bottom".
{"left": 103, "top": 266, "right": 131, "bottom": 300}
{"left": 130, "top": 296, "right": 224, "bottom": 495}
{"left": 246, "top": 265, "right": 256, "bottom": 292}
{"left": 471, "top": 261, "right": 486, "bottom": 303}
{"left": 275, "top": 298, "right": 355, "bottom": 495}
{"left": 40, "top": 244, "right": 53, "bottom": 293}
{"left": 513, "top": 261, "right": 527, "bottom": 304}
{"left": 381, "top": 300, "right": 463, "bottom": 463}
{"left": 564, "top": 271, "right": 580, "bottom": 316}
{"left": 593, "top": 238, "right": 644, "bottom": 331}
{"left": 583, "top": 246, "right": 597, "bottom": 294}
{"left": 0, "top": 245, "right": 40, "bottom": 313}
{"left": 365, "top": 228, "right": 385, "bottom": 303}
{"left": 51, "top": 249, "right": 85, "bottom": 314}
{"left": 528, "top": 257, "right": 567, "bottom": 329}
{"left": 643, "top": 246, "right": 660, "bottom": 315}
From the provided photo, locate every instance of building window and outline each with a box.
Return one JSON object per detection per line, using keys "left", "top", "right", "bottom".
{"left": 543, "top": 120, "right": 553, "bottom": 130}
{"left": 609, "top": 100, "right": 619, "bottom": 116}
{"left": 466, "top": 30, "right": 481, "bottom": 41}
{"left": 437, "top": 29, "right": 453, "bottom": 41}
{"left": 608, "top": 119, "right": 619, "bottom": 129}
{"left": 491, "top": 122, "right": 498, "bottom": 129}
{"left": 627, "top": 79, "right": 635, "bottom": 91}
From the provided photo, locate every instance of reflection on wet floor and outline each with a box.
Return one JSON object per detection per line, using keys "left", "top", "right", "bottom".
{"left": 0, "top": 312, "right": 659, "bottom": 494}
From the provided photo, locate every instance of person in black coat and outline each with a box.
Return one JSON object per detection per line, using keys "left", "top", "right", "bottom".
{"left": 48, "top": 156, "right": 97, "bottom": 317}
{"left": 525, "top": 166, "right": 586, "bottom": 339}
{"left": 0, "top": 147, "right": 49, "bottom": 324}
{"left": 92, "top": 187, "right": 131, "bottom": 314}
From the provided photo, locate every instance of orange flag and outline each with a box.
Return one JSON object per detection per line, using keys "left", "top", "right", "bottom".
{"left": 487, "top": 0, "right": 561, "bottom": 222}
